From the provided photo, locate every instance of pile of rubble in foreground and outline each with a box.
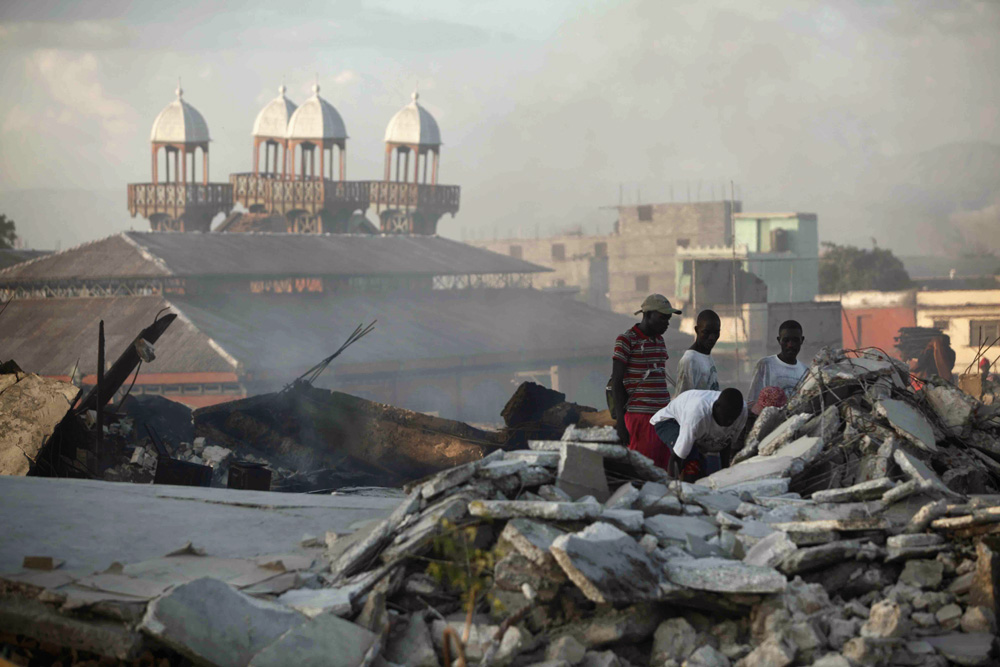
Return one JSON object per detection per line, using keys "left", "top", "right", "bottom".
{"left": 3, "top": 348, "right": 1000, "bottom": 666}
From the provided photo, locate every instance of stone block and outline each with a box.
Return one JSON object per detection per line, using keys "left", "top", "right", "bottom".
{"left": 248, "top": 614, "right": 377, "bottom": 667}
{"left": 469, "top": 500, "right": 601, "bottom": 521}
{"left": 550, "top": 522, "right": 664, "bottom": 604}
{"left": 813, "top": 478, "right": 897, "bottom": 503}
{"left": 899, "top": 559, "right": 944, "bottom": 589}
{"left": 644, "top": 514, "right": 717, "bottom": 545}
{"left": 960, "top": 606, "right": 997, "bottom": 634}
{"left": 663, "top": 557, "right": 786, "bottom": 594}
{"left": 651, "top": 617, "right": 697, "bottom": 664}
{"left": 546, "top": 635, "right": 587, "bottom": 665}
{"left": 877, "top": 399, "right": 938, "bottom": 453}
{"left": 141, "top": 577, "right": 305, "bottom": 667}
{"left": 744, "top": 531, "right": 798, "bottom": 569}
{"left": 605, "top": 482, "right": 640, "bottom": 510}
{"left": 600, "top": 508, "right": 644, "bottom": 533}
{"left": 557, "top": 445, "right": 610, "bottom": 502}
{"left": 683, "top": 644, "right": 730, "bottom": 667}
{"left": 923, "top": 632, "right": 996, "bottom": 666}
{"left": 500, "top": 518, "right": 565, "bottom": 566}
{"left": 861, "top": 599, "right": 908, "bottom": 638}
{"left": 384, "top": 614, "right": 439, "bottom": 667}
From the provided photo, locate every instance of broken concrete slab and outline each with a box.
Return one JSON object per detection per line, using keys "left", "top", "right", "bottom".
{"left": 903, "top": 499, "right": 950, "bottom": 534}
{"left": 744, "top": 531, "right": 798, "bottom": 569}
{"left": 528, "top": 441, "right": 628, "bottom": 460}
{"left": 757, "top": 414, "right": 811, "bottom": 457}
{"left": 600, "top": 509, "right": 644, "bottom": 533}
{"left": 248, "top": 614, "right": 377, "bottom": 667}
{"left": 561, "top": 425, "right": 620, "bottom": 443}
{"left": 770, "top": 517, "right": 888, "bottom": 534}
{"left": 557, "top": 445, "right": 610, "bottom": 502}
{"left": 662, "top": 556, "right": 787, "bottom": 594}
{"left": 812, "top": 478, "right": 897, "bottom": 503}
{"left": 887, "top": 534, "right": 944, "bottom": 549}
{"left": 500, "top": 518, "right": 566, "bottom": 566}
{"left": 882, "top": 479, "right": 922, "bottom": 505}
{"left": 384, "top": 614, "right": 439, "bottom": 667}
{"left": 469, "top": 499, "right": 601, "bottom": 521}
{"left": 893, "top": 449, "right": 962, "bottom": 499}
{"left": 504, "top": 450, "right": 560, "bottom": 467}
{"left": 924, "top": 383, "right": 977, "bottom": 438}
{"left": 768, "top": 436, "right": 825, "bottom": 465}
{"left": 479, "top": 459, "right": 528, "bottom": 480}
{"left": 778, "top": 539, "right": 872, "bottom": 575}
{"left": 698, "top": 456, "right": 797, "bottom": 490}
{"left": 605, "top": 482, "right": 640, "bottom": 510}
{"left": 0, "top": 373, "right": 79, "bottom": 476}
{"left": 643, "top": 514, "right": 718, "bottom": 545}
{"left": 877, "top": 399, "right": 938, "bottom": 453}
{"left": 923, "top": 632, "right": 996, "bottom": 666}
{"left": 275, "top": 586, "right": 357, "bottom": 618}
{"left": 141, "top": 577, "right": 305, "bottom": 667}
{"left": 550, "top": 522, "right": 665, "bottom": 604}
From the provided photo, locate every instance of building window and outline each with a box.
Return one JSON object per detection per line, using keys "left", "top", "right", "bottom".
{"left": 635, "top": 275, "right": 650, "bottom": 292}
{"left": 638, "top": 205, "right": 653, "bottom": 222}
{"left": 509, "top": 245, "right": 522, "bottom": 259}
{"left": 932, "top": 319, "right": 949, "bottom": 331}
{"left": 676, "top": 238, "right": 690, "bottom": 248}
{"left": 556, "top": 279, "right": 566, "bottom": 287}
{"left": 970, "top": 320, "right": 1000, "bottom": 346}
{"left": 551, "top": 244, "right": 566, "bottom": 261}
{"left": 594, "top": 242, "right": 608, "bottom": 257}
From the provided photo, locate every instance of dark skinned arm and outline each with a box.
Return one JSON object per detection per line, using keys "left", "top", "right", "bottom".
{"left": 612, "top": 358, "right": 629, "bottom": 445}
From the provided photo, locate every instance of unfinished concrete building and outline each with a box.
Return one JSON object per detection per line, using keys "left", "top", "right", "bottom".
{"left": 470, "top": 201, "right": 741, "bottom": 314}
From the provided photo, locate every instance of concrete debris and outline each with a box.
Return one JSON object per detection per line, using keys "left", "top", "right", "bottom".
{"left": 6, "top": 348, "right": 1000, "bottom": 666}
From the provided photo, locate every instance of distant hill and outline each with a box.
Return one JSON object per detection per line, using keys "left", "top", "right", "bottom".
{"left": 0, "top": 188, "right": 133, "bottom": 250}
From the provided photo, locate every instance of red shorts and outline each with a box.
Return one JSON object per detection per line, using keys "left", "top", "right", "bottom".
{"left": 624, "top": 411, "right": 671, "bottom": 469}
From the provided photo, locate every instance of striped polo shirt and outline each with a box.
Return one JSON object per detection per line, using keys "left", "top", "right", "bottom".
{"left": 613, "top": 324, "right": 671, "bottom": 414}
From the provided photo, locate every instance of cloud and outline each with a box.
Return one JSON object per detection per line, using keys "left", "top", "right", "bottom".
{"left": 334, "top": 70, "right": 358, "bottom": 85}
{"left": 0, "top": 20, "right": 133, "bottom": 50}
{"left": 26, "top": 49, "right": 135, "bottom": 138}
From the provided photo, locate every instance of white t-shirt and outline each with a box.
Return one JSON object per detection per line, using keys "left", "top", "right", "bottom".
{"left": 675, "top": 350, "right": 719, "bottom": 395}
{"left": 747, "top": 355, "right": 809, "bottom": 406}
{"left": 650, "top": 390, "right": 748, "bottom": 459}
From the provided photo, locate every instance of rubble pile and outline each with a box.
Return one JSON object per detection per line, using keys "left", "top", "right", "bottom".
{"left": 3, "top": 348, "right": 1000, "bottom": 666}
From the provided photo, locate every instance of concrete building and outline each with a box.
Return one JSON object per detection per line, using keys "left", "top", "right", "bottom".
{"left": 820, "top": 288, "right": 1000, "bottom": 371}
{"left": 471, "top": 201, "right": 741, "bottom": 314}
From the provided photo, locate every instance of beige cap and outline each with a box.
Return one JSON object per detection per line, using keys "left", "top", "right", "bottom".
{"left": 635, "top": 293, "right": 682, "bottom": 316}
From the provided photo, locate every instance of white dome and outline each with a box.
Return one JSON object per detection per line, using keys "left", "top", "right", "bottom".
{"left": 384, "top": 92, "right": 441, "bottom": 146}
{"left": 253, "top": 85, "right": 297, "bottom": 138}
{"left": 286, "top": 84, "right": 347, "bottom": 141}
{"left": 150, "top": 85, "right": 210, "bottom": 144}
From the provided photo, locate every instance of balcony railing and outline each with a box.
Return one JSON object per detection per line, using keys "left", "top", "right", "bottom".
{"left": 128, "top": 183, "right": 233, "bottom": 218}
{"left": 230, "top": 174, "right": 460, "bottom": 216}
{"left": 368, "top": 181, "right": 460, "bottom": 214}
{"left": 230, "top": 174, "right": 371, "bottom": 215}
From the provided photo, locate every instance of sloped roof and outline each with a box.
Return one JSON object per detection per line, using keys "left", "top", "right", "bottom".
{"left": 385, "top": 92, "right": 441, "bottom": 146}
{"left": 0, "top": 296, "right": 235, "bottom": 378}
{"left": 0, "top": 233, "right": 548, "bottom": 282}
{"left": 169, "top": 288, "right": 645, "bottom": 377}
{"left": 0, "top": 249, "right": 51, "bottom": 270}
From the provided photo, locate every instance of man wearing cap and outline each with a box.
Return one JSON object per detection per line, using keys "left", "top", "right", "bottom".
{"left": 611, "top": 294, "right": 682, "bottom": 468}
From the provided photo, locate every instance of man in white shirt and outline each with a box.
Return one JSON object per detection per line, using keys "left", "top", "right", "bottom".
{"left": 649, "top": 388, "right": 748, "bottom": 480}
{"left": 747, "top": 320, "right": 809, "bottom": 407}
{"left": 675, "top": 310, "right": 720, "bottom": 395}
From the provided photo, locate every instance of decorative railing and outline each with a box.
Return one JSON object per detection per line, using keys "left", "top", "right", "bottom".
{"left": 128, "top": 183, "right": 233, "bottom": 217}
{"left": 368, "top": 182, "right": 460, "bottom": 213}
{"left": 229, "top": 175, "right": 460, "bottom": 216}
{"left": 230, "top": 174, "right": 371, "bottom": 214}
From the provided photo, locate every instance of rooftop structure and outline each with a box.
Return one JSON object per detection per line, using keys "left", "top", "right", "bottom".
{"left": 128, "top": 85, "right": 233, "bottom": 232}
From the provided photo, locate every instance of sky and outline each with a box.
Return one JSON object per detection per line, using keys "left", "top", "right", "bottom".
{"left": 1, "top": 0, "right": 998, "bottom": 255}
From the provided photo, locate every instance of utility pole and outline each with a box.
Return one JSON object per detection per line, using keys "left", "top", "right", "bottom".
{"left": 730, "top": 181, "right": 741, "bottom": 383}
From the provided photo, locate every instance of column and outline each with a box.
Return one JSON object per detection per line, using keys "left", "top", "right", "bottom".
{"left": 339, "top": 145, "right": 346, "bottom": 181}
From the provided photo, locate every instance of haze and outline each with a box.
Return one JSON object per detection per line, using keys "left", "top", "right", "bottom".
{"left": 1, "top": 0, "right": 998, "bottom": 256}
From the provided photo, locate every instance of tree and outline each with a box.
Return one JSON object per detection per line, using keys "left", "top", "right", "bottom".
{"left": 0, "top": 215, "right": 16, "bottom": 249}
{"left": 819, "top": 242, "right": 911, "bottom": 293}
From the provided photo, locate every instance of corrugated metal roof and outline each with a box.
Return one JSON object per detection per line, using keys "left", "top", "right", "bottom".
{"left": 0, "top": 236, "right": 168, "bottom": 281}
{"left": 0, "top": 249, "right": 51, "bottom": 270}
{"left": 1, "top": 289, "right": 692, "bottom": 384}
{"left": 168, "top": 288, "right": 690, "bottom": 376}
{"left": 0, "top": 233, "right": 548, "bottom": 282}
{"left": 0, "top": 296, "right": 235, "bottom": 378}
